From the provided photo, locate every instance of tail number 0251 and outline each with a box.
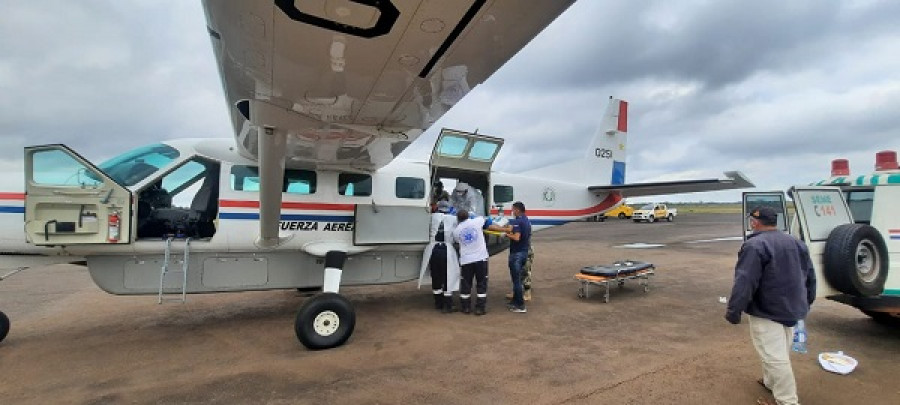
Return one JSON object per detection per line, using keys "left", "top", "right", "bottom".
{"left": 275, "top": 0, "right": 399, "bottom": 38}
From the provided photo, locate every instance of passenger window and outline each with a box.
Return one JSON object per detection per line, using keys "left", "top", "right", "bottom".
{"left": 339, "top": 173, "right": 372, "bottom": 196}
{"left": 230, "top": 166, "right": 317, "bottom": 194}
{"left": 493, "top": 185, "right": 514, "bottom": 203}
{"left": 396, "top": 177, "right": 425, "bottom": 199}
{"left": 284, "top": 170, "right": 316, "bottom": 194}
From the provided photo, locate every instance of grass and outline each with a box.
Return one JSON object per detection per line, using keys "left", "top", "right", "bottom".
{"left": 668, "top": 203, "right": 743, "bottom": 214}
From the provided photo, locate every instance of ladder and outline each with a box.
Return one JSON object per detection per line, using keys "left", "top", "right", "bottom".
{"left": 158, "top": 237, "right": 191, "bottom": 304}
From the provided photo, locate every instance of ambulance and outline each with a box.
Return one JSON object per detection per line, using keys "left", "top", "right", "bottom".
{"left": 743, "top": 150, "right": 900, "bottom": 325}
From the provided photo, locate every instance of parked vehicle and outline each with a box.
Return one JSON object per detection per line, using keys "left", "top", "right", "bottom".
{"left": 588, "top": 203, "right": 634, "bottom": 221}
{"left": 632, "top": 203, "right": 677, "bottom": 223}
{"left": 743, "top": 150, "right": 899, "bottom": 325}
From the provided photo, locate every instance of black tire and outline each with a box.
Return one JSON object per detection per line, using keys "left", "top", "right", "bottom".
{"left": 0, "top": 311, "right": 9, "bottom": 344}
{"left": 648, "top": 215, "right": 655, "bottom": 223}
{"left": 618, "top": 213, "right": 626, "bottom": 219}
{"left": 861, "top": 310, "right": 900, "bottom": 326}
{"left": 823, "top": 224, "right": 889, "bottom": 297}
{"left": 667, "top": 214, "right": 674, "bottom": 222}
{"left": 295, "top": 293, "right": 355, "bottom": 350}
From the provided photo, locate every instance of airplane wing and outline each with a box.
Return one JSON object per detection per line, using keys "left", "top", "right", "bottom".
{"left": 203, "top": 0, "right": 576, "bottom": 170}
{"left": 202, "top": 0, "right": 577, "bottom": 247}
{"left": 588, "top": 171, "right": 754, "bottom": 198}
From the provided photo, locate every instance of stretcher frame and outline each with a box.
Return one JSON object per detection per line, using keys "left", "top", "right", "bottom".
{"left": 575, "top": 266, "right": 655, "bottom": 303}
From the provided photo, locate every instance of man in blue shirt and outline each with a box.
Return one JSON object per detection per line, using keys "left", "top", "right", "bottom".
{"left": 504, "top": 201, "right": 532, "bottom": 313}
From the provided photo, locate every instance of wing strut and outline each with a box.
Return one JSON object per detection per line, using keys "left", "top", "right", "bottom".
{"left": 256, "top": 125, "right": 287, "bottom": 248}
{"left": 250, "top": 100, "right": 307, "bottom": 248}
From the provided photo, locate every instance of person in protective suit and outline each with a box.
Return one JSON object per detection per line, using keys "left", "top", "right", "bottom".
{"left": 417, "top": 201, "right": 460, "bottom": 313}
{"left": 450, "top": 182, "right": 480, "bottom": 216}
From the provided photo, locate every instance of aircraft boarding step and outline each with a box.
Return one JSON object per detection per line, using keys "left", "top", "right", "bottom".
{"left": 158, "top": 237, "right": 190, "bottom": 304}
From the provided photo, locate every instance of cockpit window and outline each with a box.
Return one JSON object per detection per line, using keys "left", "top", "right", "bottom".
{"left": 97, "top": 144, "right": 180, "bottom": 186}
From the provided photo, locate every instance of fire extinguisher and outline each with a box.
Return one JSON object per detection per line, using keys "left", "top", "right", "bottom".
{"left": 108, "top": 211, "right": 120, "bottom": 243}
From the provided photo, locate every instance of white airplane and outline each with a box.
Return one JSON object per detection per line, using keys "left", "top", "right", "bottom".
{"left": 0, "top": 0, "right": 753, "bottom": 349}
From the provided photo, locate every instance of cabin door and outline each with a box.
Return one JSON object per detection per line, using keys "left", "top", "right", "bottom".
{"left": 24, "top": 145, "right": 133, "bottom": 245}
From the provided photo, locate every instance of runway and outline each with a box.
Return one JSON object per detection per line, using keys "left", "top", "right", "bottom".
{"left": 1, "top": 214, "right": 897, "bottom": 404}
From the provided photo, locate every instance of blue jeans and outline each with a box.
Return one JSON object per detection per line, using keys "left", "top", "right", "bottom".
{"left": 509, "top": 250, "right": 527, "bottom": 308}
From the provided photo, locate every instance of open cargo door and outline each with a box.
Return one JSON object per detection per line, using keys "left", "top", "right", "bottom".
{"left": 24, "top": 145, "right": 133, "bottom": 245}
{"left": 430, "top": 128, "right": 503, "bottom": 174}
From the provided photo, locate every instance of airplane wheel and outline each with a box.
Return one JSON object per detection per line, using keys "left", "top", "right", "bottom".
{"left": 618, "top": 213, "right": 626, "bottom": 219}
{"left": 295, "top": 292, "right": 355, "bottom": 350}
{"left": 0, "top": 311, "right": 9, "bottom": 343}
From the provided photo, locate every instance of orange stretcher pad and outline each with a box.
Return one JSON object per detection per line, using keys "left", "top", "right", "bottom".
{"left": 575, "top": 261, "right": 655, "bottom": 303}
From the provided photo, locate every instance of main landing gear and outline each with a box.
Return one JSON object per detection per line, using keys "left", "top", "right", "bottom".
{"left": 294, "top": 251, "right": 356, "bottom": 350}
{"left": 0, "top": 267, "right": 26, "bottom": 345}
{"left": 0, "top": 310, "right": 9, "bottom": 344}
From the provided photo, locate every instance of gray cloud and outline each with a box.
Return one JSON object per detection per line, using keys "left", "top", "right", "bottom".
{"left": 2, "top": 0, "right": 900, "bottom": 201}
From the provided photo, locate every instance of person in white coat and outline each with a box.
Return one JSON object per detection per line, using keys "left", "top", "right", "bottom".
{"left": 418, "top": 201, "right": 460, "bottom": 313}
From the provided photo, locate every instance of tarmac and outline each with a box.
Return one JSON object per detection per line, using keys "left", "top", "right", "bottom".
{"left": 1, "top": 213, "right": 898, "bottom": 404}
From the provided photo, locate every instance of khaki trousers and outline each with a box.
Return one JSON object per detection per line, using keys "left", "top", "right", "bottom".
{"left": 748, "top": 314, "right": 799, "bottom": 405}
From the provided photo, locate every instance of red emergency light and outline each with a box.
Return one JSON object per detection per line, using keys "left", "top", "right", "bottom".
{"left": 874, "top": 150, "right": 898, "bottom": 171}
{"left": 830, "top": 159, "right": 850, "bottom": 177}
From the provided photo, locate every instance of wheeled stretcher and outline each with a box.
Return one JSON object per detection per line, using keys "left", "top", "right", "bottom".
{"left": 575, "top": 260, "right": 655, "bottom": 303}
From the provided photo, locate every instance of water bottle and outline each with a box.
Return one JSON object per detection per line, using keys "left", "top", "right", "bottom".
{"left": 792, "top": 320, "right": 808, "bottom": 353}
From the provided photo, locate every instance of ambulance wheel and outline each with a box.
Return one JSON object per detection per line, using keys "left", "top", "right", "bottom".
{"left": 618, "top": 213, "right": 626, "bottom": 219}
{"left": 823, "top": 224, "right": 889, "bottom": 297}
{"left": 0, "top": 311, "right": 9, "bottom": 343}
{"left": 648, "top": 215, "right": 655, "bottom": 223}
{"left": 295, "top": 293, "right": 355, "bottom": 350}
{"left": 666, "top": 214, "right": 674, "bottom": 222}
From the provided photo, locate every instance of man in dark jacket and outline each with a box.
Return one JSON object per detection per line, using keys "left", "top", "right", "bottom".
{"left": 726, "top": 206, "right": 816, "bottom": 405}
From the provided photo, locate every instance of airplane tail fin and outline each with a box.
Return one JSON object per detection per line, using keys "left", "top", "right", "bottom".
{"left": 585, "top": 97, "right": 628, "bottom": 186}
{"left": 520, "top": 97, "right": 628, "bottom": 185}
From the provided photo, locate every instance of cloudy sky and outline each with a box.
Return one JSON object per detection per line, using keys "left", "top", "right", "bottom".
{"left": 2, "top": 0, "right": 899, "bottom": 202}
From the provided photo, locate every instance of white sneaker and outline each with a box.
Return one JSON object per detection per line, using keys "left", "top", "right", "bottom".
{"left": 509, "top": 307, "right": 527, "bottom": 313}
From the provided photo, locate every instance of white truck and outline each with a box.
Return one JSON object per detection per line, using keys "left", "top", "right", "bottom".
{"left": 632, "top": 203, "right": 677, "bottom": 223}
{"left": 742, "top": 151, "right": 900, "bottom": 325}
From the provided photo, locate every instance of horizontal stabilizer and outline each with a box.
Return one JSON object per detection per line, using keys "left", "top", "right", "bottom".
{"left": 588, "top": 171, "right": 754, "bottom": 198}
